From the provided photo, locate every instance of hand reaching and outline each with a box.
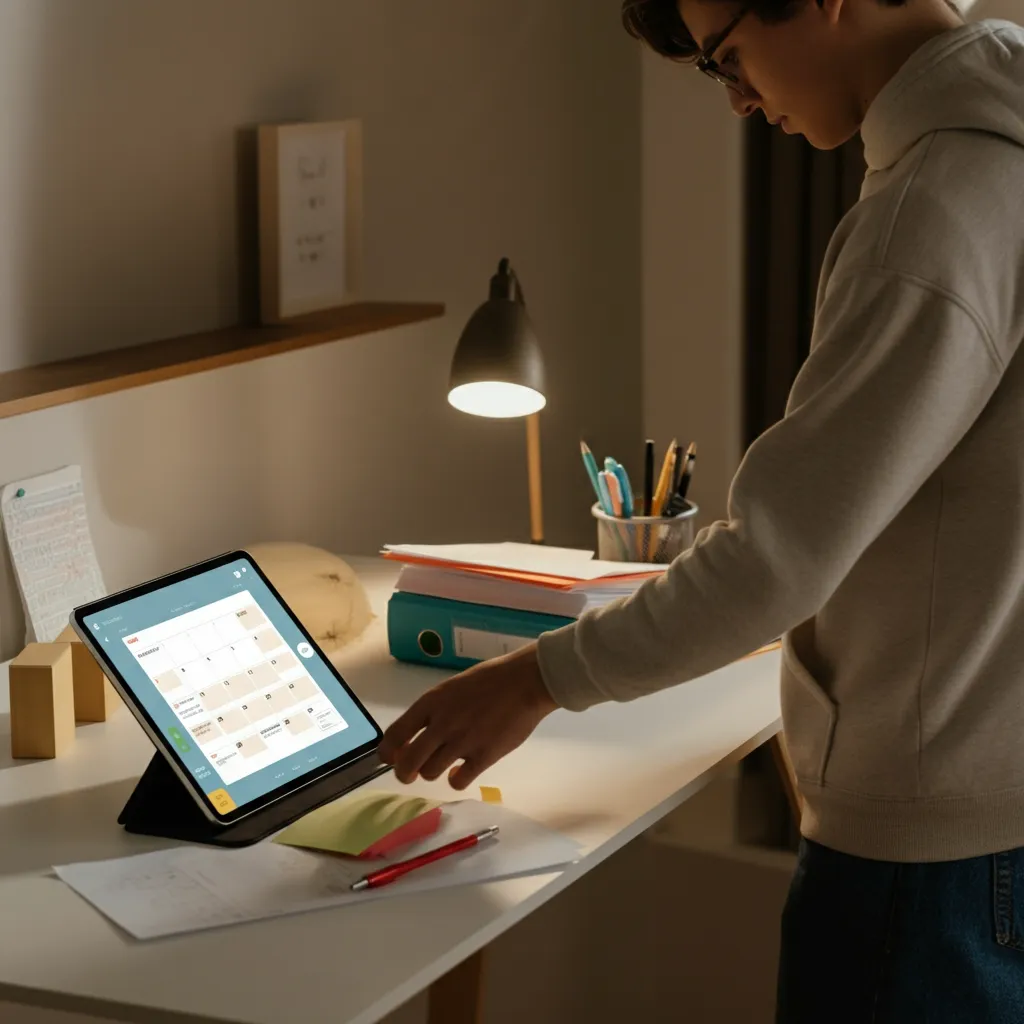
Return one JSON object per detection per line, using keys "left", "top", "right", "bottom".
{"left": 377, "top": 643, "right": 558, "bottom": 790}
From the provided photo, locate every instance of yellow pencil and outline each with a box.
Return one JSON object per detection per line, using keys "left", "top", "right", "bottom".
{"left": 651, "top": 438, "right": 678, "bottom": 517}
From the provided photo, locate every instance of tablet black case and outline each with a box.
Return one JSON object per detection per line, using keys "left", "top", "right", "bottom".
{"left": 119, "top": 749, "right": 392, "bottom": 847}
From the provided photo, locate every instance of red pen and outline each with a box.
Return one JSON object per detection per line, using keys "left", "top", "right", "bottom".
{"left": 350, "top": 826, "right": 499, "bottom": 892}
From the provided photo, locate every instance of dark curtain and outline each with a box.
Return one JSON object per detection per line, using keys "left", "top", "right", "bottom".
{"left": 738, "top": 118, "right": 865, "bottom": 849}
{"left": 743, "top": 118, "right": 866, "bottom": 447}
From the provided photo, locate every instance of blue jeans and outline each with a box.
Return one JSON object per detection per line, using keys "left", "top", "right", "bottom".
{"left": 777, "top": 839, "right": 1024, "bottom": 1022}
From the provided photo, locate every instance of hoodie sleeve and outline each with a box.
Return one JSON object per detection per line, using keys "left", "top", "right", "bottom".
{"left": 536, "top": 266, "right": 1011, "bottom": 712}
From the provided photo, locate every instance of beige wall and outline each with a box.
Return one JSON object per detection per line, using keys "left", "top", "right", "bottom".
{"left": 641, "top": 51, "right": 745, "bottom": 528}
{"left": 0, "top": 0, "right": 642, "bottom": 659}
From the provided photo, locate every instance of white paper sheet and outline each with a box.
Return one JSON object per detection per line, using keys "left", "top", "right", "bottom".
{"left": 0, "top": 466, "right": 106, "bottom": 643}
{"left": 382, "top": 542, "right": 664, "bottom": 583}
{"left": 383, "top": 542, "right": 594, "bottom": 576}
{"left": 54, "top": 798, "right": 582, "bottom": 940}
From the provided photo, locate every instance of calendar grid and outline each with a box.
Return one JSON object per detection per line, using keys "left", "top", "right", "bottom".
{"left": 124, "top": 591, "right": 347, "bottom": 786}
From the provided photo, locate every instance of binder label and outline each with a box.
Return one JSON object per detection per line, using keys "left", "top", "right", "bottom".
{"left": 453, "top": 625, "right": 534, "bottom": 662}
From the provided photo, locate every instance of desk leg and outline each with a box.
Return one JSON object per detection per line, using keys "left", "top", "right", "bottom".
{"left": 427, "top": 949, "right": 486, "bottom": 1024}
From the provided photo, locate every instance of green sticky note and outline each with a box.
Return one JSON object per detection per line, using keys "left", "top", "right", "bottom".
{"left": 273, "top": 790, "right": 441, "bottom": 857}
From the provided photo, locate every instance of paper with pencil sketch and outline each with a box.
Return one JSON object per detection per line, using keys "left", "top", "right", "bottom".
{"left": 382, "top": 542, "right": 665, "bottom": 582}
{"left": 0, "top": 466, "right": 106, "bottom": 643}
{"left": 53, "top": 798, "right": 582, "bottom": 940}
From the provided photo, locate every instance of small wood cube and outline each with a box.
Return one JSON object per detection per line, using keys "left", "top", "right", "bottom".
{"left": 57, "top": 624, "right": 120, "bottom": 722}
{"left": 9, "top": 643, "right": 75, "bottom": 758}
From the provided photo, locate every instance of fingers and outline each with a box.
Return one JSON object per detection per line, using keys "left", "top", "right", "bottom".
{"left": 418, "top": 743, "right": 460, "bottom": 782}
{"left": 378, "top": 657, "right": 543, "bottom": 789}
{"left": 390, "top": 725, "right": 446, "bottom": 784}
{"left": 448, "top": 756, "right": 487, "bottom": 791}
{"left": 378, "top": 701, "right": 431, "bottom": 765}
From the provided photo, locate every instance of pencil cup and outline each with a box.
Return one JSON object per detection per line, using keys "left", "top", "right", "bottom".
{"left": 592, "top": 502, "right": 698, "bottom": 564}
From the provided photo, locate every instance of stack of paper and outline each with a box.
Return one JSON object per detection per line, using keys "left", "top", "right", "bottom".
{"left": 383, "top": 542, "right": 664, "bottom": 593}
{"left": 382, "top": 543, "right": 665, "bottom": 669}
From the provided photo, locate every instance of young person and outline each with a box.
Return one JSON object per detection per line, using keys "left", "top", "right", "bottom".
{"left": 379, "top": 1, "right": 1024, "bottom": 1018}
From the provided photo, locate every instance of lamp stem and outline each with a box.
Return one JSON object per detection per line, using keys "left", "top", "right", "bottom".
{"left": 526, "top": 412, "right": 544, "bottom": 544}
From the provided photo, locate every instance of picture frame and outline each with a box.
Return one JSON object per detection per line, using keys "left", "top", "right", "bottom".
{"left": 257, "top": 119, "right": 363, "bottom": 324}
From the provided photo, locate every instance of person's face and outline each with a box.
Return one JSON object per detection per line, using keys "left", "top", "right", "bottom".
{"left": 677, "top": 0, "right": 862, "bottom": 150}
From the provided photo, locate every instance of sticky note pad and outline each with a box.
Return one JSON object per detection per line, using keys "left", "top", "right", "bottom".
{"left": 480, "top": 786, "right": 503, "bottom": 804}
{"left": 273, "top": 791, "right": 443, "bottom": 858}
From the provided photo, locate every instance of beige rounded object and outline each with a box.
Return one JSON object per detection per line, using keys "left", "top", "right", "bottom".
{"left": 245, "top": 543, "right": 375, "bottom": 655}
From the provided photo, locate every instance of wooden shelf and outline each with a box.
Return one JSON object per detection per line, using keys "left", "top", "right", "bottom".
{"left": 0, "top": 301, "right": 446, "bottom": 421}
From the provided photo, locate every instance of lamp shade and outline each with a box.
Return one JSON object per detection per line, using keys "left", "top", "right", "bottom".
{"left": 448, "top": 258, "right": 546, "bottom": 419}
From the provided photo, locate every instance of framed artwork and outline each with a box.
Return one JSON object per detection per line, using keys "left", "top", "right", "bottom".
{"left": 257, "top": 119, "right": 363, "bottom": 323}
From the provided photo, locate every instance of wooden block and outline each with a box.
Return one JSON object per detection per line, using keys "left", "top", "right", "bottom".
{"left": 9, "top": 643, "right": 75, "bottom": 759}
{"left": 56, "top": 624, "right": 119, "bottom": 722}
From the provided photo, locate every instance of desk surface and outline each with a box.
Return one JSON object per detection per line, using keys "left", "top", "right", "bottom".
{"left": 0, "top": 557, "right": 781, "bottom": 1024}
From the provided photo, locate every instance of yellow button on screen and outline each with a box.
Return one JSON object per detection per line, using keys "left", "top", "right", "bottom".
{"left": 208, "top": 788, "right": 236, "bottom": 813}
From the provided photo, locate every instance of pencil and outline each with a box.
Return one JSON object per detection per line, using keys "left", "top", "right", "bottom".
{"left": 651, "top": 438, "right": 678, "bottom": 518}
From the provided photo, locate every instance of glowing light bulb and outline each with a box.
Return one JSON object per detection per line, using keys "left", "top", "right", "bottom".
{"left": 447, "top": 381, "right": 546, "bottom": 419}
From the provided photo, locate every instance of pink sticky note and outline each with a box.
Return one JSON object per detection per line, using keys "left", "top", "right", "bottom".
{"left": 358, "top": 805, "right": 443, "bottom": 859}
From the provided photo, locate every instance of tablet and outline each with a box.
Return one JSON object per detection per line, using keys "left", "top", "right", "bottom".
{"left": 72, "top": 550, "right": 383, "bottom": 826}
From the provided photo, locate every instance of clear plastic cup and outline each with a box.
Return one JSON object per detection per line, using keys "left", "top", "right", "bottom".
{"left": 592, "top": 501, "right": 698, "bottom": 563}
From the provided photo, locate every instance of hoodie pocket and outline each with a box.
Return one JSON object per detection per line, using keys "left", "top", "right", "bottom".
{"left": 780, "top": 632, "right": 837, "bottom": 786}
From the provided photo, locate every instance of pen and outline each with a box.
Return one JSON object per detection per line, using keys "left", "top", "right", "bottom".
{"left": 670, "top": 443, "right": 684, "bottom": 496}
{"left": 580, "top": 441, "right": 603, "bottom": 505}
{"left": 643, "top": 440, "right": 654, "bottom": 517}
{"left": 664, "top": 442, "right": 698, "bottom": 516}
{"left": 605, "top": 457, "right": 634, "bottom": 518}
{"left": 651, "top": 438, "right": 678, "bottom": 518}
{"left": 351, "top": 826, "right": 500, "bottom": 892}
{"left": 677, "top": 441, "right": 697, "bottom": 502}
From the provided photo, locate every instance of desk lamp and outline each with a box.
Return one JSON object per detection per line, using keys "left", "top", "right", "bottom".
{"left": 448, "top": 258, "right": 547, "bottom": 543}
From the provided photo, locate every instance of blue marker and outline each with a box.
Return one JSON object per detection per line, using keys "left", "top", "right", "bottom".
{"left": 605, "top": 457, "right": 634, "bottom": 518}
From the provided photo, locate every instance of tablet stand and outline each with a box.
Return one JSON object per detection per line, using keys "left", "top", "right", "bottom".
{"left": 118, "top": 749, "right": 392, "bottom": 847}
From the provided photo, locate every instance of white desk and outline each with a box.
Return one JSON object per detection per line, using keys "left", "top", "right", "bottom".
{"left": 0, "top": 557, "right": 782, "bottom": 1024}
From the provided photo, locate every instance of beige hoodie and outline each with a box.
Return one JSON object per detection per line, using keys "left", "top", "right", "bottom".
{"left": 537, "top": 19, "right": 1024, "bottom": 862}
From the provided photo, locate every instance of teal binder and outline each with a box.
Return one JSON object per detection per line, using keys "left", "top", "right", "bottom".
{"left": 387, "top": 592, "right": 575, "bottom": 670}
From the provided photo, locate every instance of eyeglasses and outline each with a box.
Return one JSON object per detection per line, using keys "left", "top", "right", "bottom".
{"left": 695, "top": 7, "right": 749, "bottom": 93}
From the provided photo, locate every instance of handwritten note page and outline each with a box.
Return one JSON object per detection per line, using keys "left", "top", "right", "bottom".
{"left": 278, "top": 123, "right": 348, "bottom": 315}
{"left": 1, "top": 466, "right": 106, "bottom": 643}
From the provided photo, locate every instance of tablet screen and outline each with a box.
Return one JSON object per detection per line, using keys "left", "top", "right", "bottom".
{"left": 77, "top": 553, "right": 380, "bottom": 821}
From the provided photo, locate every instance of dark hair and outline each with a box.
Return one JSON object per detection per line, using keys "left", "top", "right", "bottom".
{"left": 621, "top": 0, "right": 912, "bottom": 61}
{"left": 621, "top": 0, "right": 698, "bottom": 61}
